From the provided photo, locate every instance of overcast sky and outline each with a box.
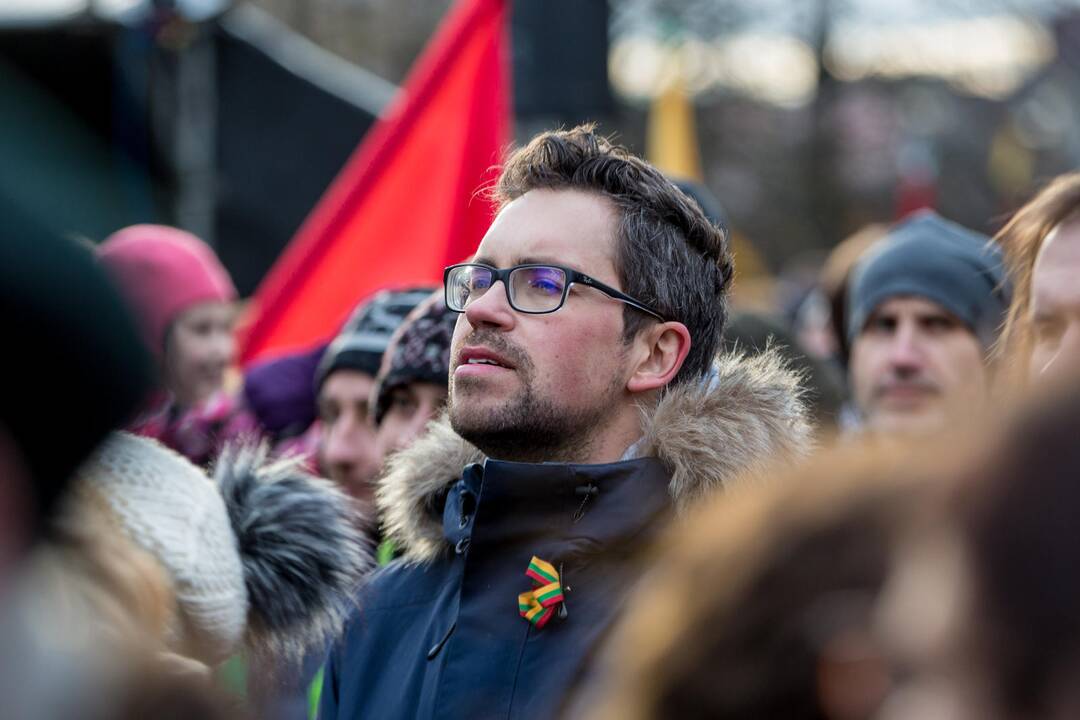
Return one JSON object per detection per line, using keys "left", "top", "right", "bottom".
{"left": 611, "top": 0, "right": 1080, "bottom": 41}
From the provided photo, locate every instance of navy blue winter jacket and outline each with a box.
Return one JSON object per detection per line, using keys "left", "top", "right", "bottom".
{"left": 319, "top": 351, "right": 811, "bottom": 720}
{"left": 319, "top": 457, "right": 671, "bottom": 719}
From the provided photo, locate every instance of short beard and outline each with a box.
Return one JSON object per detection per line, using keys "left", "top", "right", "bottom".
{"left": 449, "top": 334, "right": 626, "bottom": 464}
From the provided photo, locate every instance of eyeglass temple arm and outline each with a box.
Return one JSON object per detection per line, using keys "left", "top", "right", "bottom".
{"left": 572, "top": 272, "right": 666, "bottom": 322}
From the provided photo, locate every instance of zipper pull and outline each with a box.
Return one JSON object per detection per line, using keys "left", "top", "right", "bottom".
{"left": 558, "top": 563, "right": 569, "bottom": 620}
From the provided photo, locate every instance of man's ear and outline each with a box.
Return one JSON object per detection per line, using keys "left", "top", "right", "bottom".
{"left": 626, "top": 321, "right": 692, "bottom": 393}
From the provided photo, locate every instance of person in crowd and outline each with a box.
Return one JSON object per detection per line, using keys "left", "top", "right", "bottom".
{"left": 370, "top": 291, "right": 457, "bottom": 466}
{"left": 260, "top": 292, "right": 458, "bottom": 720}
{"left": 0, "top": 198, "right": 152, "bottom": 589}
{"left": 874, "top": 373, "right": 1080, "bottom": 720}
{"left": 573, "top": 440, "right": 932, "bottom": 720}
{"left": 11, "top": 431, "right": 369, "bottom": 720}
{"left": 97, "top": 224, "right": 254, "bottom": 466}
{"left": 844, "top": 210, "right": 1010, "bottom": 436}
{"left": 319, "top": 125, "right": 812, "bottom": 720}
{"left": 313, "top": 287, "right": 433, "bottom": 508}
{"left": 247, "top": 288, "right": 433, "bottom": 720}
{"left": 30, "top": 433, "right": 369, "bottom": 669}
{"left": 994, "top": 172, "right": 1080, "bottom": 384}
{"left": 0, "top": 202, "right": 239, "bottom": 720}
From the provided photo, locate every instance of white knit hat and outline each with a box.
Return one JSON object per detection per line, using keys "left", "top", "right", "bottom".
{"left": 76, "top": 433, "right": 248, "bottom": 664}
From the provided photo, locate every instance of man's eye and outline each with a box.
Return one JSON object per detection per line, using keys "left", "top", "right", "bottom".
{"left": 523, "top": 268, "right": 564, "bottom": 296}
{"left": 866, "top": 317, "right": 895, "bottom": 333}
{"left": 923, "top": 316, "right": 956, "bottom": 332}
{"left": 529, "top": 278, "right": 562, "bottom": 295}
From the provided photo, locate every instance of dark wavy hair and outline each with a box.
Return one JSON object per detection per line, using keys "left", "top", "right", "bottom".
{"left": 495, "top": 125, "right": 734, "bottom": 387}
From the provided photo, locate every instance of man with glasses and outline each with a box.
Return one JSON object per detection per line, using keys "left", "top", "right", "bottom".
{"left": 319, "top": 125, "right": 811, "bottom": 720}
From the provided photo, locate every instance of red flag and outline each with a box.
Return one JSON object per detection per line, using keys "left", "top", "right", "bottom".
{"left": 239, "top": 0, "right": 510, "bottom": 365}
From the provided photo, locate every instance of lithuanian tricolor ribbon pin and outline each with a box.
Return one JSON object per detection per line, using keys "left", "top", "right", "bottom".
{"left": 517, "top": 556, "right": 565, "bottom": 628}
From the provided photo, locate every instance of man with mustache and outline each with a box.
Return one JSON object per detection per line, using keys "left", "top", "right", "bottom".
{"left": 318, "top": 125, "right": 812, "bottom": 720}
{"left": 846, "top": 210, "right": 1010, "bottom": 436}
{"left": 315, "top": 288, "right": 433, "bottom": 511}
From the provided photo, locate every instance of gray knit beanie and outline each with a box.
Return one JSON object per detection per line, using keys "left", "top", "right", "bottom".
{"left": 846, "top": 210, "right": 1011, "bottom": 348}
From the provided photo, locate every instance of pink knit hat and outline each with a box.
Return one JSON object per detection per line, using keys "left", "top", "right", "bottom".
{"left": 98, "top": 225, "right": 237, "bottom": 357}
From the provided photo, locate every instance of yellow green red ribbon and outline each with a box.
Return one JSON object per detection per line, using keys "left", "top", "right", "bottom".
{"left": 517, "top": 556, "right": 564, "bottom": 628}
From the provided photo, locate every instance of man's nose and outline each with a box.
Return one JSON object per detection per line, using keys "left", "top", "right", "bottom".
{"left": 887, "top": 325, "right": 925, "bottom": 371}
{"left": 463, "top": 280, "right": 516, "bottom": 330}
{"left": 324, "top": 415, "right": 362, "bottom": 466}
{"left": 211, "top": 328, "right": 235, "bottom": 363}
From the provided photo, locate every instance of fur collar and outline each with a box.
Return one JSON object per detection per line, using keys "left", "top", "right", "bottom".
{"left": 376, "top": 349, "right": 813, "bottom": 563}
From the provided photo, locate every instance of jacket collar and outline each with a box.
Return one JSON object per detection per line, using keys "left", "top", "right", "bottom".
{"left": 377, "top": 348, "right": 813, "bottom": 564}
{"left": 441, "top": 457, "right": 672, "bottom": 558}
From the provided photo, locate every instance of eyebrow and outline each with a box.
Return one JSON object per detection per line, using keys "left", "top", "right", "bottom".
{"left": 471, "top": 255, "right": 582, "bottom": 271}
{"left": 519, "top": 255, "right": 574, "bottom": 268}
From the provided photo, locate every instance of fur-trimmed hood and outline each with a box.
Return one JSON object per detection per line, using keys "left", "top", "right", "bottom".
{"left": 377, "top": 349, "right": 813, "bottom": 564}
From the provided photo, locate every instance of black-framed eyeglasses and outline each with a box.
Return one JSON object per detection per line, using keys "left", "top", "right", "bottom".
{"left": 444, "top": 263, "right": 666, "bottom": 321}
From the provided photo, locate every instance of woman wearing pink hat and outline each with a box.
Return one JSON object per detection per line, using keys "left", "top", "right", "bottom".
{"left": 98, "top": 224, "right": 255, "bottom": 466}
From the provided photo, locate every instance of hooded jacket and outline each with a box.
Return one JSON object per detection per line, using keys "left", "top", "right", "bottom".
{"left": 319, "top": 351, "right": 812, "bottom": 720}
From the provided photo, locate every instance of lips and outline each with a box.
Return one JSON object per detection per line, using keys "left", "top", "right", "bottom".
{"left": 875, "top": 383, "right": 938, "bottom": 405}
{"left": 454, "top": 345, "right": 516, "bottom": 377}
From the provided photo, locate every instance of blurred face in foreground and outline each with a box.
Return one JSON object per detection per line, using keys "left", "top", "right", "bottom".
{"left": 875, "top": 524, "right": 983, "bottom": 720}
{"left": 850, "top": 296, "right": 987, "bottom": 435}
{"left": 448, "top": 189, "right": 649, "bottom": 464}
{"left": 318, "top": 370, "right": 380, "bottom": 505}
{"left": 1028, "top": 219, "right": 1080, "bottom": 383}
{"left": 375, "top": 382, "right": 447, "bottom": 463}
{"left": 163, "top": 301, "right": 235, "bottom": 407}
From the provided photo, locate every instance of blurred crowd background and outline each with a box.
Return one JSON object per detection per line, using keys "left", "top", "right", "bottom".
{"left": 4, "top": 1, "right": 1080, "bottom": 719}
{"left": 5, "top": 0, "right": 1079, "bottom": 301}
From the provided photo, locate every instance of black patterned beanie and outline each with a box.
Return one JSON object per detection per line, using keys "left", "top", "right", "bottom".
{"left": 372, "top": 292, "right": 457, "bottom": 426}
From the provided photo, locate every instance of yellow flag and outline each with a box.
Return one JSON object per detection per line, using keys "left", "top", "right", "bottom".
{"left": 646, "top": 81, "right": 769, "bottom": 284}
{"left": 647, "top": 83, "right": 703, "bottom": 181}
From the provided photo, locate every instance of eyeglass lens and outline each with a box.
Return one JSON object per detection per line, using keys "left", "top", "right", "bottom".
{"left": 509, "top": 266, "right": 566, "bottom": 312}
{"left": 447, "top": 265, "right": 488, "bottom": 310}
{"left": 447, "top": 265, "right": 569, "bottom": 313}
